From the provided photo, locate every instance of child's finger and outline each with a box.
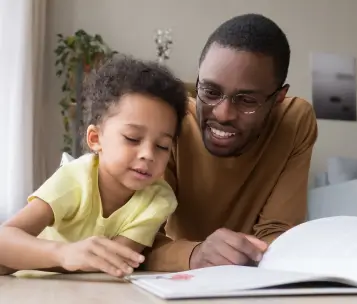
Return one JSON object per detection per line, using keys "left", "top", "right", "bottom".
{"left": 87, "top": 253, "right": 123, "bottom": 277}
{"left": 90, "top": 242, "right": 134, "bottom": 275}
{"left": 98, "top": 238, "right": 145, "bottom": 264}
{"left": 123, "top": 258, "right": 140, "bottom": 269}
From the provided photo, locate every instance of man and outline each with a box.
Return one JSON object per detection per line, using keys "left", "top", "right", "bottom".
{"left": 144, "top": 13, "right": 317, "bottom": 271}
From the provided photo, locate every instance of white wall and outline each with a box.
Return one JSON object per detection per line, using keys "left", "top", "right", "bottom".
{"left": 44, "top": 0, "right": 357, "bottom": 184}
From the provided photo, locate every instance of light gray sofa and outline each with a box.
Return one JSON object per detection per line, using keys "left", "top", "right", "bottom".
{"left": 308, "top": 156, "right": 357, "bottom": 220}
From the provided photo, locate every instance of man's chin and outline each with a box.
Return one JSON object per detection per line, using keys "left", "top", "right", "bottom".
{"left": 204, "top": 143, "right": 237, "bottom": 157}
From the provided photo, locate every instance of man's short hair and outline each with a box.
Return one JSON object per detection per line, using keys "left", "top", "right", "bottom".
{"left": 199, "top": 14, "right": 290, "bottom": 86}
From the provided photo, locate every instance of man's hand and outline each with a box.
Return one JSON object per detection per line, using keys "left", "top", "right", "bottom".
{"left": 189, "top": 228, "right": 268, "bottom": 269}
{"left": 58, "top": 236, "right": 145, "bottom": 277}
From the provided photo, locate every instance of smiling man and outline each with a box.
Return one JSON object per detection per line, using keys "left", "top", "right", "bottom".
{"left": 144, "top": 13, "right": 318, "bottom": 271}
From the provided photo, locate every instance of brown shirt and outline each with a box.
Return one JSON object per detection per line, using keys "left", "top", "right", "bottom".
{"left": 144, "top": 96, "right": 318, "bottom": 272}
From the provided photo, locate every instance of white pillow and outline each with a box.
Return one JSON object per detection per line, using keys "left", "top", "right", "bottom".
{"left": 327, "top": 156, "right": 357, "bottom": 185}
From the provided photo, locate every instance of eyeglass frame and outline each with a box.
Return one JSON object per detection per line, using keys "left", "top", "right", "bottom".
{"left": 195, "top": 78, "right": 286, "bottom": 115}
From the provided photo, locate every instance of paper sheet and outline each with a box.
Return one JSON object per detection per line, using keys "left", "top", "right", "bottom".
{"left": 259, "top": 216, "right": 357, "bottom": 281}
{"left": 130, "top": 216, "right": 357, "bottom": 299}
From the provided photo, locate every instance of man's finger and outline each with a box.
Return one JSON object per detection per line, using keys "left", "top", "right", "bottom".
{"left": 244, "top": 235, "right": 268, "bottom": 252}
{"left": 214, "top": 238, "right": 250, "bottom": 265}
{"left": 236, "top": 237, "right": 263, "bottom": 262}
{"left": 202, "top": 258, "right": 222, "bottom": 268}
{"left": 217, "top": 229, "right": 263, "bottom": 262}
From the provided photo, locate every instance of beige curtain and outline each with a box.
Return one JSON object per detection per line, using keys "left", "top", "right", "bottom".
{"left": 0, "top": 0, "right": 47, "bottom": 221}
{"left": 32, "top": 0, "right": 47, "bottom": 190}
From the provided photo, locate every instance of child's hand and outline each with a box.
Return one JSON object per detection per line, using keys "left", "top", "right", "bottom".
{"left": 58, "top": 236, "right": 145, "bottom": 277}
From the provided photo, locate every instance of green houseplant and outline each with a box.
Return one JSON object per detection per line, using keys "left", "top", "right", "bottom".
{"left": 54, "top": 29, "right": 117, "bottom": 153}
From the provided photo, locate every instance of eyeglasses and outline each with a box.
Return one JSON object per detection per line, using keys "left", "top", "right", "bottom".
{"left": 196, "top": 80, "right": 283, "bottom": 115}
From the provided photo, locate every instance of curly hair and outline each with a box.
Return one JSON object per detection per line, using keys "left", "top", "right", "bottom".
{"left": 199, "top": 14, "right": 290, "bottom": 86}
{"left": 81, "top": 54, "right": 188, "bottom": 150}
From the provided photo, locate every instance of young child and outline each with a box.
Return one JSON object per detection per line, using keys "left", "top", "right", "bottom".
{"left": 0, "top": 54, "right": 188, "bottom": 277}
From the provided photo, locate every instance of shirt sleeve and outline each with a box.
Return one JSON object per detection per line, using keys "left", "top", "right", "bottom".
{"left": 118, "top": 181, "right": 178, "bottom": 247}
{"left": 28, "top": 164, "right": 82, "bottom": 227}
{"left": 253, "top": 103, "right": 318, "bottom": 244}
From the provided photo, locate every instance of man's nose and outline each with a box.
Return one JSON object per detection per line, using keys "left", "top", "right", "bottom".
{"left": 138, "top": 142, "right": 155, "bottom": 162}
{"left": 212, "top": 99, "right": 237, "bottom": 122}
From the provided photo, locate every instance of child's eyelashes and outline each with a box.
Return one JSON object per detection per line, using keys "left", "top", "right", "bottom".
{"left": 123, "top": 135, "right": 139, "bottom": 143}
{"left": 123, "top": 135, "right": 170, "bottom": 151}
{"left": 156, "top": 145, "right": 169, "bottom": 151}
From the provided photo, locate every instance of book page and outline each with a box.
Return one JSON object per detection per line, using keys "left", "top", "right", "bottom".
{"left": 130, "top": 265, "right": 353, "bottom": 299}
{"left": 258, "top": 216, "right": 357, "bottom": 281}
{"left": 130, "top": 216, "right": 357, "bottom": 299}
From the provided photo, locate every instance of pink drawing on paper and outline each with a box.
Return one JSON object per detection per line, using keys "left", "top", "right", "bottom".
{"left": 168, "top": 274, "right": 194, "bottom": 280}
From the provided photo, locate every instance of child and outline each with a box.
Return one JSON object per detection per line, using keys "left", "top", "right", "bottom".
{"left": 0, "top": 54, "right": 188, "bottom": 277}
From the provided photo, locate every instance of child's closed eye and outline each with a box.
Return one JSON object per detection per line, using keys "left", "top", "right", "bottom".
{"left": 123, "top": 135, "right": 170, "bottom": 151}
{"left": 123, "top": 136, "right": 140, "bottom": 143}
{"left": 156, "top": 145, "right": 169, "bottom": 151}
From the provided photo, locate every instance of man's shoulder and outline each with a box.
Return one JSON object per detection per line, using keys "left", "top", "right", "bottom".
{"left": 279, "top": 96, "right": 315, "bottom": 121}
{"left": 273, "top": 96, "right": 317, "bottom": 147}
{"left": 184, "top": 97, "right": 198, "bottom": 123}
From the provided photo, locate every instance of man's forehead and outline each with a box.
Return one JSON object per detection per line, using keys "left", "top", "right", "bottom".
{"left": 199, "top": 44, "right": 277, "bottom": 91}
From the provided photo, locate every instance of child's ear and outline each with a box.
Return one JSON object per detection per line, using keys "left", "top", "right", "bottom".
{"left": 86, "top": 124, "right": 102, "bottom": 153}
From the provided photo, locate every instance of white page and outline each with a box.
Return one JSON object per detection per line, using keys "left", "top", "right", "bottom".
{"left": 130, "top": 216, "right": 357, "bottom": 299}
{"left": 259, "top": 216, "right": 357, "bottom": 281}
{"left": 132, "top": 283, "right": 357, "bottom": 300}
{"left": 130, "top": 264, "right": 353, "bottom": 299}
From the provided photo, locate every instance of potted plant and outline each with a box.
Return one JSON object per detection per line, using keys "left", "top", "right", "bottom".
{"left": 54, "top": 29, "right": 117, "bottom": 153}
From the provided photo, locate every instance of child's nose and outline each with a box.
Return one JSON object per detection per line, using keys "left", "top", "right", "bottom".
{"left": 138, "top": 144, "right": 155, "bottom": 162}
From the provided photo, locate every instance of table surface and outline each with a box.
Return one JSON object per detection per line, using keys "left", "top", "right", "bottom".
{"left": 1, "top": 271, "right": 357, "bottom": 304}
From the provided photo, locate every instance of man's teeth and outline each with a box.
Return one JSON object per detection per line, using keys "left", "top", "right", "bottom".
{"left": 210, "top": 127, "right": 236, "bottom": 138}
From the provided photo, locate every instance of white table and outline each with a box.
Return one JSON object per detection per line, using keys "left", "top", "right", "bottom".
{"left": 1, "top": 272, "right": 357, "bottom": 304}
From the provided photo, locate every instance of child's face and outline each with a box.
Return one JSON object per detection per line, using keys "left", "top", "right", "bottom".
{"left": 87, "top": 93, "right": 177, "bottom": 191}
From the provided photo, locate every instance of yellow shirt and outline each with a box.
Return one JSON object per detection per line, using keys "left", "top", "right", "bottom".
{"left": 28, "top": 153, "right": 177, "bottom": 247}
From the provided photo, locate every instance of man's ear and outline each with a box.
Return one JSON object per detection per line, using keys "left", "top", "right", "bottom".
{"left": 276, "top": 84, "right": 290, "bottom": 104}
{"left": 86, "top": 124, "right": 102, "bottom": 153}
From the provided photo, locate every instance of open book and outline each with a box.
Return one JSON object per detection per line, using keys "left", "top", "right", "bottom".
{"left": 129, "top": 216, "right": 357, "bottom": 299}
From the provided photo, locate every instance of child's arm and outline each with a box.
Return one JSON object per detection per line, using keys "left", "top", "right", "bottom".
{"left": 111, "top": 236, "right": 146, "bottom": 272}
{"left": 0, "top": 198, "right": 144, "bottom": 276}
{"left": 0, "top": 198, "right": 61, "bottom": 273}
{"left": 113, "top": 180, "right": 178, "bottom": 256}
{"left": 112, "top": 236, "right": 145, "bottom": 253}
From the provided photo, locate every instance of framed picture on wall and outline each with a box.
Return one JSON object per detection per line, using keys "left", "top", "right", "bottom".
{"left": 311, "top": 52, "right": 357, "bottom": 121}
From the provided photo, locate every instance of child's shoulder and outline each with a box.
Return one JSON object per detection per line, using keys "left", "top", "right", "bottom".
{"left": 136, "top": 179, "right": 177, "bottom": 211}
{"left": 59, "top": 153, "right": 95, "bottom": 167}
{"left": 56, "top": 153, "right": 97, "bottom": 180}
{"left": 143, "top": 179, "right": 175, "bottom": 196}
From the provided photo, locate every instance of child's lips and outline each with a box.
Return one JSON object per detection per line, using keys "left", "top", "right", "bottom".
{"left": 130, "top": 168, "right": 152, "bottom": 180}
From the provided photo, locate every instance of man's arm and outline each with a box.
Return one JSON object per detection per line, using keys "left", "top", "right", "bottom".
{"left": 143, "top": 147, "right": 200, "bottom": 272}
{"left": 143, "top": 232, "right": 199, "bottom": 272}
{"left": 253, "top": 104, "right": 318, "bottom": 244}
